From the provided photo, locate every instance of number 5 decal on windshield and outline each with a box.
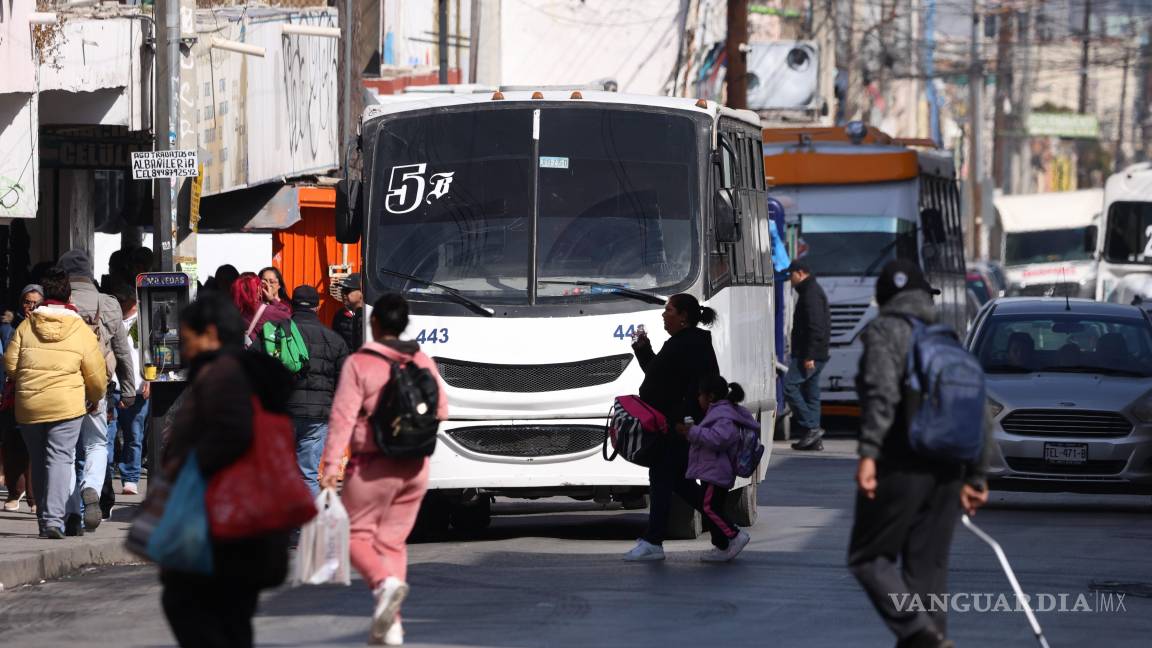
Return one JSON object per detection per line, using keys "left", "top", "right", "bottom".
{"left": 1144, "top": 224, "right": 1152, "bottom": 261}
{"left": 385, "top": 163, "right": 456, "bottom": 215}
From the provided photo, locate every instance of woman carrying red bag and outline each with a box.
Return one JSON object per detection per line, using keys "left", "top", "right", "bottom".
{"left": 160, "top": 293, "right": 296, "bottom": 648}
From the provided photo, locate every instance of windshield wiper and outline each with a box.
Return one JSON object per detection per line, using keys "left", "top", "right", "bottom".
{"left": 377, "top": 268, "right": 494, "bottom": 317}
{"left": 1042, "top": 365, "right": 1149, "bottom": 378}
{"left": 537, "top": 280, "right": 667, "bottom": 305}
{"left": 983, "top": 364, "right": 1033, "bottom": 374}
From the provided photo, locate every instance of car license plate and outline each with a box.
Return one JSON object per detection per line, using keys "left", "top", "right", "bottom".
{"left": 1044, "top": 442, "right": 1088, "bottom": 465}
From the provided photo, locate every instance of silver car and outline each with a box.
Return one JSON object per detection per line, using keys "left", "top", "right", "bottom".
{"left": 966, "top": 298, "right": 1152, "bottom": 494}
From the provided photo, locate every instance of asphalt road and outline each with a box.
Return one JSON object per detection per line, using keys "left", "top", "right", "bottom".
{"left": 1, "top": 440, "right": 1150, "bottom": 647}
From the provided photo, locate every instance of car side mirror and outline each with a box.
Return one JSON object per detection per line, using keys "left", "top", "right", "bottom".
{"left": 335, "top": 177, "right": 363, "bottom": 244}
{"left": 714, "top": 188, "right": 739, "bottom": 244}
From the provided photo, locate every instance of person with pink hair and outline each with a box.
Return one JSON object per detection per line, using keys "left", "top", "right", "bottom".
{"left": 231, "top": 273, "right": 290, "bottom": 347}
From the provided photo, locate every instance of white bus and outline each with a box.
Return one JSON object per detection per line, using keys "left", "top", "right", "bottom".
{"left": 336, "top": 90, "right": 777, "bottom": 534}
{"left": 1099, "top": 163, "right": 1152, "bottom": 301}
{"left": 763, "top": 126, "right": 967, "bottom": 410}
{"left": 992, "top": 189, "right": 1102, "bottom": 299}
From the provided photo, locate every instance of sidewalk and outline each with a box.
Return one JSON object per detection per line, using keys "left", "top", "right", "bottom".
{"left": 0, "top": 479, "right": 146, "bottom": 591}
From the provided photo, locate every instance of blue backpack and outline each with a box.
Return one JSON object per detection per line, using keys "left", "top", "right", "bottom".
{"left": 902, "top": 317, "right": 986, "bottom": 463}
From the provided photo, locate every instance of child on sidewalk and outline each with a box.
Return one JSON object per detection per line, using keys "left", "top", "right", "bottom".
{"left": 677, "top": 375, "right": 760, "bottom": 562}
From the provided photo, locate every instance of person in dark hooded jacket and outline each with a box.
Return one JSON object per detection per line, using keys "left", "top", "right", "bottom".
{"left": 847, "top": 260, "right": 992, "bottom": 648}
{"left": 287, "top": 285, "right": 349, "bottom": 496}
{"left": 160, "top": 293, "right": 293, "bottom": 648}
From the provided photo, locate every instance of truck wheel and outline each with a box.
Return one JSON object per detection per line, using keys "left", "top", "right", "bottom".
{"left": 450, "top": 495, "right": 492, "bottom": 534}
{"left": 666, "top": 495, "right": 703, "bottom": 539}
{"left": 725, "top": 484, "right": 759, "bottom": 527}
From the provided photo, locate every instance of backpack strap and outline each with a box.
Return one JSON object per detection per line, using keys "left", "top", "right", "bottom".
{"left": 244, "top": 304, "right": 268, "bottom": 345}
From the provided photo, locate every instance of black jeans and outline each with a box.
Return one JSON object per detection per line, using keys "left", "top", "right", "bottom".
{"left": 162, "top": 576, "right": 261, "bottom": 648}
{"left": 847, "top": 463, "right": 963, "bottom": 641}
{"left": 643, "top": 440, "right": 699, "bottom": 546}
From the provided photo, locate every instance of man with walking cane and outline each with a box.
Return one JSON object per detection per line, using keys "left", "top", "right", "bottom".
{"left": 846, "top": 261, "right": 993, "bottom": 648}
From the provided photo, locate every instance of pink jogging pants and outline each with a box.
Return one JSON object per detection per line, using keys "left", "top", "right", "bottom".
{"left": 340, "top": 454, "right": 430, "bottom": 589}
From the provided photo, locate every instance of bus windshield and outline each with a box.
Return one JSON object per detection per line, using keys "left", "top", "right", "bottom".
{"left": 798, "top": 214, "right": 916, "bottom": 276}
{"left": 367, "top": 106, "right": 701, "bottom": 305}
{"left": 1005, "top": 227, "right": 1095, "bottom": 266}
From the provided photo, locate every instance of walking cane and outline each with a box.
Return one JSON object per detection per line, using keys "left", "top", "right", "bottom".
{"left": 961, "top": 514, "right": 1051, "bottom": 648}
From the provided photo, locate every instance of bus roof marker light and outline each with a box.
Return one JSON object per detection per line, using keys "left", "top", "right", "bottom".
{"left": 491, "top": 91, "right": 505, "bottom": 100}
{"left": 846, "top": 121, "right": 868, "bottom": 145}
{"left": 531, "top": 91, "right": 544, "bottom": 100}
{"left": 570, "top": 91, "right": 583, "bottom": 100}
{"left": 695, "top": 98, "right": 708, "bottom": 109}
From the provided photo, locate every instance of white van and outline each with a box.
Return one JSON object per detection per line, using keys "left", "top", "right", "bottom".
{"left": 993, "top": 189, "right": 1103, "bottom": 299}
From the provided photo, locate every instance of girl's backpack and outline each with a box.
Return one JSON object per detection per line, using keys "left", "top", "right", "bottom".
{"left": 734, "top": 426, "right": 765, "bottom": 478}
{"left": 603, "top": 396, "right": 667, "bottom": 467}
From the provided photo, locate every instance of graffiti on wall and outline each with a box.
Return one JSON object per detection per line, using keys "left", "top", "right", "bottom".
{"left": 281, "top": 11, "right": 338, "bottom": 161}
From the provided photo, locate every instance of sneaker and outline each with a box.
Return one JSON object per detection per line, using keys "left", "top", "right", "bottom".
{"left": 622, "top": 539, "right": 665, "bottom": 562}
{"left": 384, "top": 620, "right": 404, "bottom": 646}
{"left": 82, "top": 487, "right": 101, "bottom": 531}
{"left": 700, "top": 546, "right": 729, "bottom": 563}
{"left": 791, "top": 427, "right": 825, "bottom": 451}
{"left": 122, "top": 483, "right": 138, "bottom": 496}
{"left": 369, "top": 577, "right": 409, "bottom": 645}
{"left": 721, "top": 530, "right": 751, "bottom": 561}
{"left": 42, "top": 527, "right": 65, "bottom": 540}
{"left": 3, "top": 499, "right": 21, "bottom": 512}
{"left": 65, "top": 513, "right": 85, "bottom": 537}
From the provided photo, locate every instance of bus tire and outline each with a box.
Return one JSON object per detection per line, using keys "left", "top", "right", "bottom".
{"left": 409, "top": 491, "right": 451, "bottom": 541}
{"left": 726, "top": 484, "right": 759, "bottom": 527}
{"left": 666, "top": 495, "right": 702, "bottom": 539}
{"left": 450, "top": 495, "right": 492, "bottom": 534}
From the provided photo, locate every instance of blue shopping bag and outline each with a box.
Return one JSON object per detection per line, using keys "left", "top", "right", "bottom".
{"left": 145, "top": 453, "right": 213, "bottom": 575}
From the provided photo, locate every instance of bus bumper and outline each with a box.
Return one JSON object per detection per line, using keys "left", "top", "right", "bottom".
{"left": 427, "top": 418, "right": 650, "bottom": 492}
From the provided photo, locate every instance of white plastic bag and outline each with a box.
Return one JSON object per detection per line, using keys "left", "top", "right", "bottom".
{"left": 295, "top": 488, "right": 351, "bottom": 586}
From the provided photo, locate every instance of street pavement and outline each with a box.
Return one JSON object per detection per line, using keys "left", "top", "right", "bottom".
{"left": 0, "top": 439, "right": 1150, "bottom": 647}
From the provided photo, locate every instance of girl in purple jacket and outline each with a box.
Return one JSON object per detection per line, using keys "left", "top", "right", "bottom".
{"left": 676, "top": 375, "right": 759, "bottom": 562}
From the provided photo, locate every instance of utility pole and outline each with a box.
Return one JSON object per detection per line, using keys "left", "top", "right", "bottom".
{"left": 1117, "top": 46, "right": 1131, "bottom": 171}
{"left": 438, "top": 0, "right": 449, "bottom": 84}
{"left": 1078, "top": 0, "right": 1092, "bottom": 114}
{"left": 1015, "top": 7, "right": 1035, "bottom": 194}
{"left": 992, "top": 7, "right": 1013, "bottom": 191}
{"left": 843, "top": 0, "right": 857, "bottom": 121}
{"left": 153, "top": 0, "right": 178, "bottom": 272}
{"left": 967, "top": 0, "right": 983, "bottom": 259}
{"left": 726, "top": 0, "right": 748, "bottom": 109}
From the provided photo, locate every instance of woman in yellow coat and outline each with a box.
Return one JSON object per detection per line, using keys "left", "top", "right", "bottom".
{"left": 3, "top": 268, "right": 107, "bottom": 538}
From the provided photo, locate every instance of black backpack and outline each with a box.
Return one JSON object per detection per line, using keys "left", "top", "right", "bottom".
{"left": 361, "top": 349, "right": 441, "bottom": 458}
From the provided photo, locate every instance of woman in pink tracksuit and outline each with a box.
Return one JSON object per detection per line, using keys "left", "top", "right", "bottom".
{"left": 676, "top": 375, "right": 760, "bottom": 563}
{"left": 319, "top": 293, "right": 447, "bottom": 646}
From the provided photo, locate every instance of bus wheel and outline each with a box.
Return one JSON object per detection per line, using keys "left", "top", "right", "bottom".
{"left": 409, "top": 491, "right": 451, "bottom": 541}
{"left": 666, "top": 495, "right": 703, "bottom": 539}
{"left": 450, "top": 493, "right": 492, "bottom": 534}
{"left": 726, "top": 484, "right": 759, "bottom": 527}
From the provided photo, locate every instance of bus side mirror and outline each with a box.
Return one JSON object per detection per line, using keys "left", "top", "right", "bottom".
{"left": 335, "top": 178, "right": 363, "bottom": 244}
{"left": 714, "top": 189, "right": 739, "bottom": 244}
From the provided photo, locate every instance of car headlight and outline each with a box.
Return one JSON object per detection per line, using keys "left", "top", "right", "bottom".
{"left": 1131, "top": 392, "right": 1152, "bottom": 423}
{"left": 987, "top": 396, "right": 1004, "bottom": 419}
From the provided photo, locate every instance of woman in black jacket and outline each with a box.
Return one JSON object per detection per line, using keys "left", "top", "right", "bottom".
{"left": 624, "top": 293, "right": 719, "bottom": 561}
{"left": 161, "top": 294, "right": 294, "bottom": 648}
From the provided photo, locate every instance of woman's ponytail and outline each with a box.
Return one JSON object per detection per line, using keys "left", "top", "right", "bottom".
{"left": 669, "top": 294, "right": 718, "bottom": 328}
{"left": 699, "top": 306, "right": 717, "bottom": 327}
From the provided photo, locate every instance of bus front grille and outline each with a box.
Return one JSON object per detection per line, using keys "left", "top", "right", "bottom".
{"left": 433, "top": 354, "right": 633, "bottom": 392}
{"left": 829, "top": 303, "right": 869, "bottom": 340}
{"left": 447, "top": 425, "right": 606, "bottom": 457}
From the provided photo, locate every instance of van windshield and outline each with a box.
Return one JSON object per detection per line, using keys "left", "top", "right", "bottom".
{"left": 1005, "top": 227, "right": 1095, "bottom": 265}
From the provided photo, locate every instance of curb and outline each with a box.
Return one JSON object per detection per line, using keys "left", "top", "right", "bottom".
{"left": 0, "top": 537, "right": 141, "bottom": 591}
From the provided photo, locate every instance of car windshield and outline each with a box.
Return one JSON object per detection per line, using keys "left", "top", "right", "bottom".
{"left": 974, "top": 313, "right": 1152, "bottom": 377}
{"left": 1005, "top": 227, "right": 1095, "bottom": 265}
{"left": 798, "top": 214, "right": 916, "bottom": 276}
{"left": 367, "top": 106, "right": 701, "bottom": 305}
